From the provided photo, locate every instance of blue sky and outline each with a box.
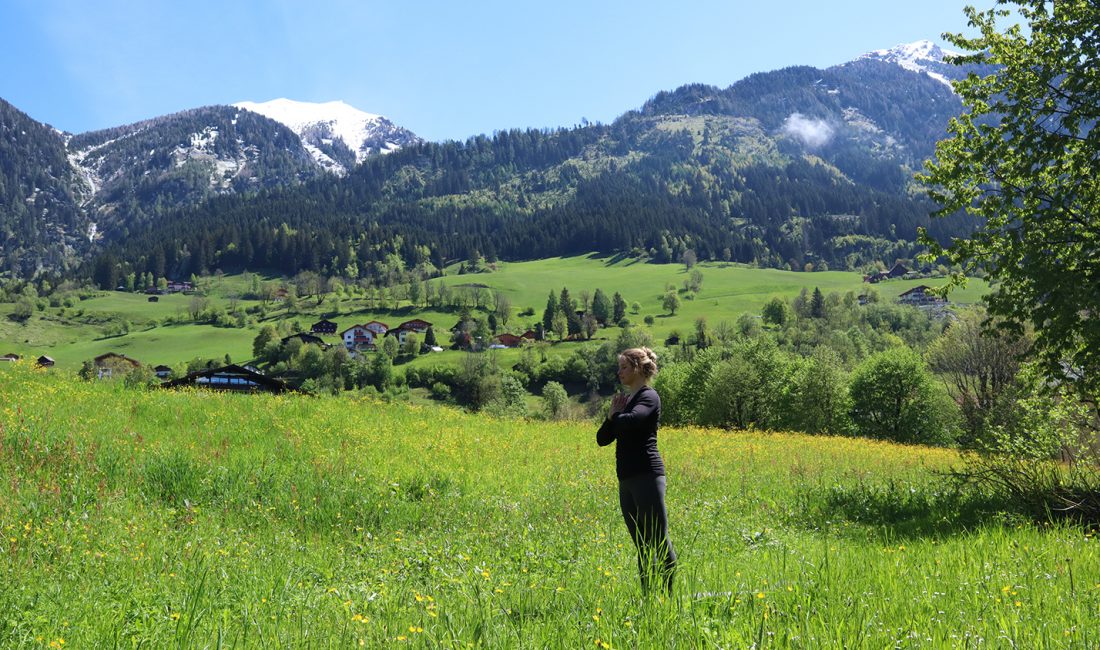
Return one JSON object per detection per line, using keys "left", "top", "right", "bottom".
{"left": 1, "top": 0, "right": 980, "bottom": 142}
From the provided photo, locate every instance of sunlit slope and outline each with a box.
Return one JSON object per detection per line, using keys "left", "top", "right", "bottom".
{"left": 1, "top": 256, "right": 988, "bottom": 369}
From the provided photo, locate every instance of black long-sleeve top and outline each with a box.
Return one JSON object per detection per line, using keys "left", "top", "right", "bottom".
{"left": 596, "top": 385, "right": 665, "bottom": 479}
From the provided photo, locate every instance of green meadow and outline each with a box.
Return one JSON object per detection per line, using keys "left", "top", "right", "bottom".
{"left": 1, "top": 364, "right": 1094, "bottom": 647}
{"left": 1, "top": 255, "right": 988, "bottom": 371}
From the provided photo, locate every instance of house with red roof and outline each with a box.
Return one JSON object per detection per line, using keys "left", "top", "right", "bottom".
{"left": 341, "top": 321, "right": 390, "bottom": 352}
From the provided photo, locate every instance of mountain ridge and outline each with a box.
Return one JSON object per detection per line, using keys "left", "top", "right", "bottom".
{"left": 233, "top": 98, "right": 421, "bottom": 173}
{"left": 1, "top": 41, "right": 975, "bottom": 281}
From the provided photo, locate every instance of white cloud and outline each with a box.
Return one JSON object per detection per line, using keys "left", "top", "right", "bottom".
{"left": 781, "top": 113, "right": 834, "bottom": 148}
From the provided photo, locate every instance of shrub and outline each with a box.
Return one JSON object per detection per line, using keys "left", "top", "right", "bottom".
{"left": 430, "top": 382, "right": 452, "bottom": 401}
{"left": 953, "top": 368, "right": 1100, "bottom": 523}
{"left": 849, "top": 347, "right": 958, "bottom": 446}
{"left": 542, "top": 381, "right": 568, "bottom": 419}
{"left": 486, "top": 374, "right": 528, "bottom": 418}
{"left": 777, "top": 348, "right": 851, "bottom": 436}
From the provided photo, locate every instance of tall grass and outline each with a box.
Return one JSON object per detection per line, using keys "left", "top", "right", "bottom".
{"left": 1, "top": 363, "right": 1095, "bottom": 647}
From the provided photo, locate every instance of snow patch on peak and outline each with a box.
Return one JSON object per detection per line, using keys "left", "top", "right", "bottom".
{"left": 859, "top": 40, "right": 961, "bottom": 89}
{"left": 233, "top": 98, "right": 418, "bottom": 172}
{"left": 865, "top": 40, "right": 957, "bottom": 62}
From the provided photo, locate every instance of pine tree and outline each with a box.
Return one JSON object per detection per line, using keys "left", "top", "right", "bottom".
{"left": 560, "top": 287, "right": 582, "bottom": 336}
{"left": 612, "top": 292, "right": 627, "bottom": 324}
{"left": 592, "top": 288, "right": 612, "bottom": 325}
{"left": 811, "top": 287, "right": 825, "bottom": 318}
{"left": 542, "top": 291, "right": 558, "bottom": 333}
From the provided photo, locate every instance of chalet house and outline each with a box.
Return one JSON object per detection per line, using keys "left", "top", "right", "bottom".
{"left": 280, "top": 332, "right": 331, "bottom": 350}
{"left": 153, "top": 365, "right": 173, "bottom": 379}
{"left": 521, "top": 329, "right": 537, "bottom": 340}
{"left": 887, "top": 263, "right": 909, "bottom": 279}
{"left": 341, "top": 321, "right": 389, "bottom": 351}
{"left": 94, "top": 352, "right": 143, "bottom": 379}
{"left": 36, "top": 356, "right": 55, "bottom": 368}
{"left": 311, "top": 319, "right": 338, "bottom": 335}
{"left": 898, "top": 285, "right": 946, "bottom": 307}
{"left": 166, "top": 280, "right": 193, "bottom": 293}
{"left": 865, "top": 263, "right": 911, "bottom": 284}
{"left": 364, "top": 320, "right": 389, "bottom": 337}
{"left": 397, "top": 319, "right": 432, "bottom": 334}
{"left": 386, "top": 319, "right": 433, "bottom": 346}
{"left": 494, "top": 333, "right": 523, "bottom": 348}
{"left": 272, "top": 288, "right": 289, "bottom": 302}
{"left": 1, "top": 353, "right": 21, "bottom": 363}
{"left": 159, "top": 364, "right": 293, "bottom": 394}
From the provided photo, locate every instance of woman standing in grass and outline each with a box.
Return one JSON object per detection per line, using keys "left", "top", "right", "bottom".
{"left": 597, "top": 347, "right": 676, "bottom": 594}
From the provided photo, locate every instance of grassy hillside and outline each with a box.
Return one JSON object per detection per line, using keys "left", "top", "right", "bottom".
{"left": 1, "top": 255, "right": 988, "bottom": 371}
{"left": 1, "top": 364, "right": 1093, "bottom": 647}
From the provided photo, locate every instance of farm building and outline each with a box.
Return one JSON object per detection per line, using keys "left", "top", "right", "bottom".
{"left": 898, "top": 285, "right": 947, "bottom": 306}
{"left": 311, "top": 319, "right": 338, "bottom": 334}
{"left": 93, "top": 352, "right": 143, "bottom": 378}
{"left": 159, "top": 364, "right": 293, "bottom": 394}
{"left": 494, "top": 333, "right": 523, "bottom": 348}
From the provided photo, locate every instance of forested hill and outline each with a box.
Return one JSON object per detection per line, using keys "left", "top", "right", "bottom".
{"left": 70, "top": 106, "right": 325, "bottom": 239}
{"left": 88, "top": 57, "right": 971, "bottom": 286}
{"left": 1, "top": 102, "right": 415, "bottom": 278}
{"left": 0, "top": 98, "right": 92, "bottom": 276}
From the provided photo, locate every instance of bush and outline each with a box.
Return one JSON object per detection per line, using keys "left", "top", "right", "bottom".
{"left": 11, "top": 298, "right": 33, "bottom": 321}
{"left": 486, "top": 374, "right": 528, "bottom": 418}
{"left": 777, "top": 347, "right": 851, "bottom": 436}
{"left": 542, "top": 381, "right": 568, "bottom": 419}
{"left": 124, "top": 365, "right": 158, "bottom": 389}
{"left": 952, "top": 369, "right": 1100, "bottom": 523}
{"left": 849, "top": 347, "right": 958, "bottom": 446}
{"left": 430, "top": 382, "right": 452, "bottom": 401}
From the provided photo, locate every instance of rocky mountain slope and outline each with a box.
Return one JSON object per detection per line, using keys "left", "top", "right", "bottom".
{"left": 2, "top": 41, "right": 976, "bottom": 280}
{"left": 233, "top": 98, "right": 421, "bottom": 173}
{"left": 0, "top": 100, "right": 420, "bottom": 276}
{"left": 92, "top": 45, "right": 979, "bottom": 284}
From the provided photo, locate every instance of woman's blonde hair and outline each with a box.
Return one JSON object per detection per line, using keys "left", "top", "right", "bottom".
{"left": 620, "top": 347, "right": 659, "bottom": 379}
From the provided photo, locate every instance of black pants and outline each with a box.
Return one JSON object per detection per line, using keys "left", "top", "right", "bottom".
{"left": 619, "top": 473, "right": 676, "bottom": 593}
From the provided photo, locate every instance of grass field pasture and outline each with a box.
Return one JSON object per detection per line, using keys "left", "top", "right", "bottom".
{"left": 1, "top": 255, "right": 989, "bottom": 370}
{"left": 1, "top": 364, "right": 1093, "bottom": 647}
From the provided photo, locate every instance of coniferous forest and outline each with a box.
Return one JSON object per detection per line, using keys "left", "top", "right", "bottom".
{"left": 85, "top": 60, "right": 973, "bottom": 287}
{"left": 3, "top": 58, "right": 976, "bottom": 286}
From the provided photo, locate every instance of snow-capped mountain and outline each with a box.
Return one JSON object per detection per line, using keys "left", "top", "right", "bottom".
{"left": 859, "top": 40, "right": 962, "bottom": 89}
{"left": 2, "top": 42, "right": 973, "bottom": 278}
{"left": 233, "top": 99, "right": 421, "bottom": 174}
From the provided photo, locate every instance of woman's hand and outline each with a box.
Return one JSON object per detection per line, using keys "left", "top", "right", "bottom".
{"left": 609, "top": 393, "right": 628, "bottom": 418}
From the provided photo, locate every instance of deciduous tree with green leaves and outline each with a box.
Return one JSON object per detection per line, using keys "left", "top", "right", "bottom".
{"left": 920, "top": 0, "right": 1100, "bottom": 393}
{"left": 849, "top": 348, "right": 958, "bottom": 446}
{"left": 662, "top": 290, "right": 680, "bottom": 315}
